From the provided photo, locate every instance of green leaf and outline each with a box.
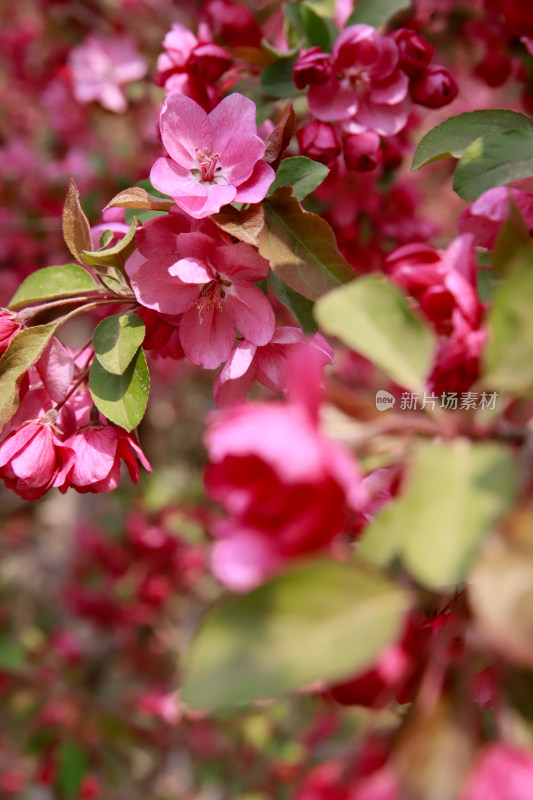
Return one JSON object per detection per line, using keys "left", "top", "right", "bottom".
{"left": 99, "top": 229, "right": 113, "bottom": 248}
{"left": 314, "top": 276, "right": 436, "bottom": 391}
{"left": 0, "top": 323, "right": 59, "bottom": 429}
{"left": 93, "top": 312, "right": 146, "bottom": 375}
{"left": 181, "top": 558, "right": 411, "bottom": 712}
{"left": 81, "top": 216, "right": 139, "bottom": 271}
{"left": 346, "top": 0, "right": 411, "bottom": 28}
{"left": 490, "top": 194, "right": 531, "bottom": 269}
{"left": 258, "top": 187, "right": 354, "bottom": 301}
{"left": 260, "top": 56, "right": 300, "bottom": 98}
{"left": 269, "top": 156, "right": 329, "bottom": 201}
{"left": 89, "top": 347, "right": 150, "bottom": 431}
{"left": 8, "top": 264, "right": 101, "bottom": 309}
{"left": 58, "top": 742, "right": 87, "bottom": 798}
{"left": 453, "top": 129, "right": 533, "bottom": 201}
{"left": 400, "top": 440, "right": 514, "bottom": 588}
{"left": 412, "top": 110, "right": 533, "bottom": 170}
{"left": 285, "top": 2, "right": 333, "bottom": 49}
{"left": 268, "top": 272, "right": 318, "bottom": 334}
{"left": 484, "top": 250, "right": 533, "bottom": 393}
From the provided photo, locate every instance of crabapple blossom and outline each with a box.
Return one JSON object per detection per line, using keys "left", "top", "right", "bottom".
{"left": 461, "top": 745, "right": 533, "bottom": 800}
{"left": 343, "top": 131, "right": 382, "bottom": 172}
{"left": 68, "top": 34, "right": 147, "bottom": 113}
{"left": 130, "top": 232, "right": 275, "bottom": 369}
{"left": 155, "top": 22, "right": 231, "bottom": 108}
{"left": 303, "top": 25, "right": 410, "bottom": 136}
{"left": 60, "top": 426, "right": 151, "bottom": 494}
{"left": 150, "top": 93, "right": 275, "bottom": 218}
{"left": 457, "top": 186, "right": 533, "bottom": 249}
{"left": 0, "top": 420, "right": 73, "bottom": 501}
{"left": 204, "top": 349, "right": 364, "bottom": 590}
{"left": 213, "top": 328, "right": 334, "bottom": 408}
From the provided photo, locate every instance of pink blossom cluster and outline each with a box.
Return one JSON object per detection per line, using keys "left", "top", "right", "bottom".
{"left": 294, "top": 23, "right": 457, "bottom": 174}
{"left": 0, "top": 316, "right": 150, "bottom": 500}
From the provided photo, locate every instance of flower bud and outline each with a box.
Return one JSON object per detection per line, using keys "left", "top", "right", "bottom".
{"left": 293, "top": 46, "right": 334, "bottom": 89}
{"left": 297, "top": 121, "right": 341, "bottom": 166}
{"left": 343, "top": 131, "right": 382, "bottom": 172}
{"left": 410, "top": 64, "right": 458, "bottom": 108}
{"left": 391, "top": 28, "right": 434, "bottom": 77}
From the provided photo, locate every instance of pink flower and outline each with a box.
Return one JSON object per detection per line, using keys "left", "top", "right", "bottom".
{"left": 213, "top": 328, "right": 334, "bottom": 408}
{"left": 461, "top": 745, "right": 533, "bottom": 800}
{"left": 68, "top": 34, "right": 147, "bottom": 113}
{"left": 0, "top": 308, "right": 22, "bottom": 356}
{"left": 391, "top": 28, "right": 434, "bottom": 77}
{"left": 204, "top": 349, "right": 364, "bottom": 590}
{"left": 0, "top": 420, "right": 73, "bottom": 501}
{"left": 155, "top": 22, "right": 231, "bottom": 104}
{"left": 150, "top": 93, "right": 275, "bottom": 218}
{"left": 130, "top": 232, "right": 275, "bottom": 369}
{"left": 306, "top": 25, "right": 410, "bottom": 136}
{"left": 60, "top": 426, "right": 151, "bottom": 493}
{"left": 386, "top": 235, "right": 482, "bottom": 335}
{"left": 458, "top": 186, "right": 533, "bottom": 249}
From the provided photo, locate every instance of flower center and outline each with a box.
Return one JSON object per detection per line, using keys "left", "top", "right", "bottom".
{"left": 196, "top": 275, "right": 232, "bottom": 321}
{"left": 195, "top": 147, "right": 221, "bottom": 183}
{"left": 346, "top": 68, "right": 371, "bottom": 96}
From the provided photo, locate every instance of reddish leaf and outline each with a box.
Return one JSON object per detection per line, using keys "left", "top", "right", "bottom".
{"left": 103, "top": 186, "right": 175, "bottom": 213}
{"left": 62, "top": 179, "right": 93, "bottom": 263}
{"left": 258, "top": 187, "right": 354, "bottom": 301}
{"left": 212, "top": 204, "right": 265, "bottom": 246}
{"left": 264, "top": 104, "right": 297, "bottom": 169}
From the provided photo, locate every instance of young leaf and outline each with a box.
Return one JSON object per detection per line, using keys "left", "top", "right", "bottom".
{"left": 412, "top": 109, "right": 533, "bottom": 171}
{"left": 89, "top": 347, "right": 149, "bottom": 431}
{"left": 258, "top": 187, "right": 354, "bottom": 301}
{"left": 345, "top": 0, "right": 411, "bottom": 28}
{"left": 93, "top": 312, "right": 146, "bottom": 375}
{"left": 181, "top": 558, "right": 411, "bottom": 712}
{"left": 211, "top": 204, "right": 265, "bottom": 246}
{"left": 8, "top": 264, "right": 101, "bottom": 309}
{"left": 260, "top": 56, "right": 300, "bottom": 98}
{"left": 62, "top": 179, "right": 93, "bottom": 263}
{"left": 0, "top": 323, "right": 59, "bottom": 429}
{"left": 103, "top": 186, "right": 175, "bottom": 213}
{"left": 81, "top": 216, "right": 140, "bottom": 271}
{"left": 264, "top": 103, "right": 297, "bottom": 169}
{"left": 268, "top": 272, "right": 318, "bottom": 334}
{"left": 269, "top": 156, "right": 329, "bottom": 201}
{"left": 484, "top": 249, "right": 533, "bottom": 393}
{"left": 400, "top": 440, "right": 514, "bottom": 588}
{"left": 315, "top": 276, "right": 436, "bottom": 391}
{"left": 58, "top": 742, "right": 87, "bottom": 798}
{"left": 453, "top": 129, "right": 533, "bottom": 201}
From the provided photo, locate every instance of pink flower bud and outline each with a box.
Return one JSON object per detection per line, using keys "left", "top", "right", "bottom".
{"left": 392, "top": 28, "right": 435, "bottom": 77}
{"left": 343, "top": 131, "right": 382, "bottom": 172}
{"left": 0, "top": 308, "right": 22, "bottom": 357}
{"left": 410, "top": 64, "right": 458, "bottom": 108}
{"left": 297, "top": 121, "right": 342, "bottom": 166}
{"left": 293, "top": 46, "right": 334, "bottom": 89}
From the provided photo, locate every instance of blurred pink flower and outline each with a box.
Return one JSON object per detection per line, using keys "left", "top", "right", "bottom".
{"left": 458, "top": 186, "right": 533, "bottom": 249}
{"left": 68, "top": 34, "right": 147, "bottom": 113}
{"left": 0, "top": 420, "right": 72, "bottom": 501}
{"left": 461, "top": 745, "right": 533, "bottom": 800}
{"left": 150, "top": 92, "right": 275, "bottom": 218}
